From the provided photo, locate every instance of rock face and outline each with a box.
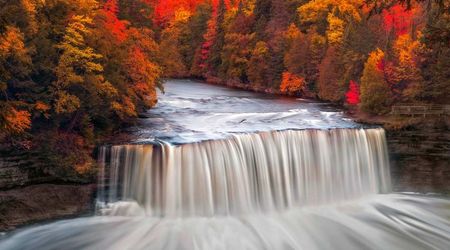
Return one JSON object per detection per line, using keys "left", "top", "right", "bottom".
{"left": 0, "top": 184, "right": 95, "bottom": 231}
{"left": 0, "top": 146, "right": 96, "bottom": 232}
{"left": 387, "top": 120, "right": 450, "bottom": 194}
{"left": 0, "top": 151, "right": 46, "bottom": 190}
{"left": 0, "top": 148, "right": 75, "bottom": 190}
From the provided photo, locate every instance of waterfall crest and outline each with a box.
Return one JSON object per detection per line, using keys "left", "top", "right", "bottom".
{"left": 98, "top": 128, "right": 391, "bottom": 217}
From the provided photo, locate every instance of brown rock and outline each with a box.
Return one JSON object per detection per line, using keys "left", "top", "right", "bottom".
{"left": 0, "top": 184, "right": 95, "bottom": 231}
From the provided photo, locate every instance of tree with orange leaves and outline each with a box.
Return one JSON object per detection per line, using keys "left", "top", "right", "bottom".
{"left": 280, "top": 72, "right": 306, "bottom": 95}
{"left": 0, "top": 26, "right": 32, "bottom": 136}
{"left": 0, "top": 106, "right": 31, "bottom": 135}
{"left": 101, "top": 0, "right": 128, "bottom": 43}
{"left": 387, "top": 33, "right": 424, "bottom": 102}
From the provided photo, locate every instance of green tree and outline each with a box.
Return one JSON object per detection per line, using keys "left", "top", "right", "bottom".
{"left": 360, "top": 48, "right": 392, "bottom": 114}
{"left": 53, "top": 15, "right": 114, "bottom": 116}
{"left": 221, "top": 32, "right": 255, "bottom": 81}
{"left": 220, "top": 4, "right": 255, "bottom": 82}
{"left": 207, "top": 0, "right": 227, "bottom": 75}
{"left": 317, "top": 47, "right": 346, "bottom": 102}
{"left": 159, "top": 10, "right": 190, "bottom": 77}
{"left": 253, "top": 0, "right": 271, "bottom": 40}
{"left": 247, "top": 41, "right": 270, "bottom": 86}
{"left": 419, "top": 3, "right": 450, "bottom": 104}
{"left": 284, "top": 25, "right": 326, "bottom": 89}
{"left": 179, "top": 3, "right": 212, "bottom": 72}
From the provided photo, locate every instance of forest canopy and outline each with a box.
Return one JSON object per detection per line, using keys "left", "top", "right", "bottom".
{"left": 0, "top": 0, "right": 448, "bottom": 178}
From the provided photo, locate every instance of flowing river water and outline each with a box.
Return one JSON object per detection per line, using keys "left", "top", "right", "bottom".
{"left": 1, "top": 79, "right": 449, "bottom": 249}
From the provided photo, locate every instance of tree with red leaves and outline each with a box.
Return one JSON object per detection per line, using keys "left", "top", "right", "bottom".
{"left": 382, "top": 4, "right": 415, "bottom": 36}
{"left": 102, "top": 0, "right": 128, "bottom": 43}
{"left": 153, "top": 0, "right": 206, "bottom": 26}
{"left": 346, "top": 80, "right": 360, "bottom": 106}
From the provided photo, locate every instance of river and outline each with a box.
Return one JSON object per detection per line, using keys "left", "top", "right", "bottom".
{"left": 0, "top": 79, "right": 449, "bottom": 250}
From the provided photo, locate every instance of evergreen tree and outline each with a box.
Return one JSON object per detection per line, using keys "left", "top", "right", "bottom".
{"left": 419, "top": 3, "right": 450, "bottom": 104}
{"left": 317, "top": 47, "right": 346, "bottom": 102}
{"left": 179, "top": 3, "right": 212, "bottom": 71}
{"left": 247, "top": 41, "right": 270, "bottom": 86}
{"left": 253, "top": 0, "right": 271, "bottom": 40}
{"left": 207, "top": 0, "right": 227, "bottom": 75}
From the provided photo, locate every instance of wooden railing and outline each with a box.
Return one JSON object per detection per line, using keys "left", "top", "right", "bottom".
{"left": 391, "top": 105, "right": 450, "bottom": 116}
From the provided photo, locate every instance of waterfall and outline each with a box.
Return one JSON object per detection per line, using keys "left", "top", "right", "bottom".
{"left": 98, "top": 128, "right": 391, "bottom": 217}
{"left": 3, "top": 128, "right": 450, "bottom": 250}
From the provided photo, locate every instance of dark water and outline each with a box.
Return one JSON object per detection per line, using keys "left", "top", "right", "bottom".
{"left": 0, "top": 79, "right": 449, "bottom": 250}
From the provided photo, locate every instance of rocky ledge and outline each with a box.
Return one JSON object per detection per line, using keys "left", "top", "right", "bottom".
{"left": 387, "top": 120, "right": 450, "bottom": 194}
{"left": 352, "top": 112, "right": 450, "bottom": 194}
{"left": 0, "top": 184, "right": 95, "bottom": 232}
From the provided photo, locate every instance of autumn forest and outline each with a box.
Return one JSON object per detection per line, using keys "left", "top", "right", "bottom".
{"left": 0, "top": 0, "right": 449, "bottom": 179}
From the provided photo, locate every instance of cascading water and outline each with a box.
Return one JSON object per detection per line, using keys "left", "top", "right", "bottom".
{"left": 98, "top": 129, "right": 391, "bottom": 217}
{"left": 1, "top": 80, "right": 449, "bottom": 250}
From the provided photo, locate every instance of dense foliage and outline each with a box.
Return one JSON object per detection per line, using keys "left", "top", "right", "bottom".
{"left": 0, "top": 0, "right": 448, "bottom": 179}
{"left": 156, "top": 0, "right": 449, "bottom": 113}
{"left": 0, "top": 0, "right": 161, "bottom": 179}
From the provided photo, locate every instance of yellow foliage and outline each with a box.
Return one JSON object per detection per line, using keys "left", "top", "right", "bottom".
{"left": 298, "top": 0, "right": 362, "bottom": 50}
{"left": 242, "top": 0, "right": 255, "bottom": 15}
{"left": 298, "top": 0, "right": 363, "bottom": 24}
{"left": 369, "top": 48, "right": 384, "bottom": 66}
{"left": 97, "top": 80, "right": 119, "bottom": 98}
{"left": 111, "top": 97, "right": 137, "bottom": 120}
{"left": 247, "top": 41, "right": 270, "bottom": 86}
{"left": 55, "top": 15, "right": 104, "bottom": 90}
{"left": 173, "top": 9, "right": 192, "bottom": 24}
{"left": 326, "top": 13, "right": 345, "bottom": 45}
{"left": 298, "top": 0, "right": 331, "bottom": 23}
{"left": 72, "top": 0, "right": 99, "bottom": 13}
{"left": 391, "top": 33, "right": 423, "bottom": 101}
{"left": 54, "top": 91, "right": 81, "bottom": 114}
{"left": 360, "top": 48, "right": 392, "bottom": 114}
{"left": 252, "top": 41, "right": 269, "bottom": 55}
{"left": 394, "top": 34, "right": 420, "bottom": 66}
{"left": 0, "top": 26, "right": 30, "bottom": 64}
